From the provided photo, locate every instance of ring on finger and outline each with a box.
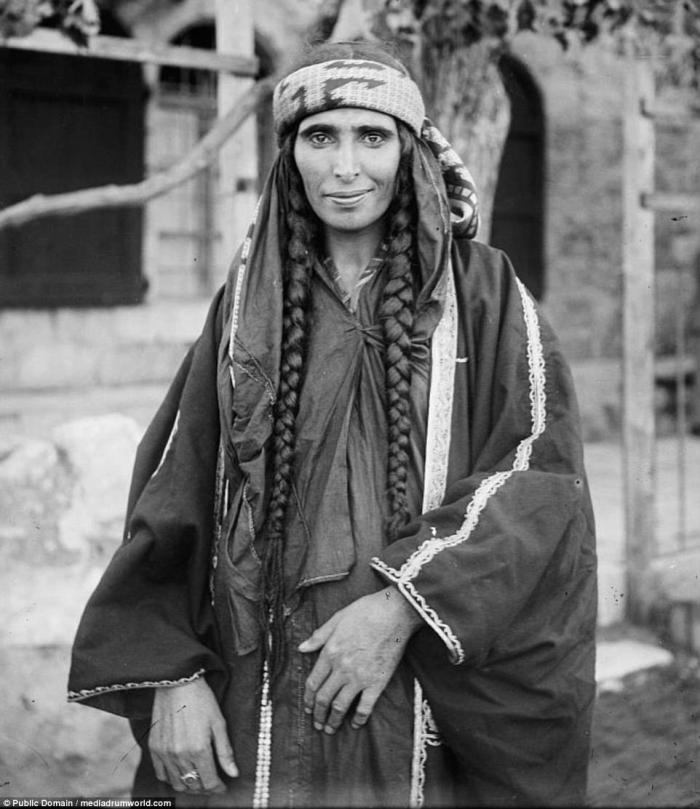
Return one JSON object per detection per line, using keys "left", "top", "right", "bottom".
{"left": 180, "top": 770, "right": 201, "bottom": 789}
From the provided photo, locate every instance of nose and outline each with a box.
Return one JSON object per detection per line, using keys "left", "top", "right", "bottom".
{"left": 333, "top": 142, "right": 360, "bottom": 181}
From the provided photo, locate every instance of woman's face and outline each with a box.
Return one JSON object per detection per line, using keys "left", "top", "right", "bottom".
{"left": 293, "top": 107, "right": 401, "bottom": 239}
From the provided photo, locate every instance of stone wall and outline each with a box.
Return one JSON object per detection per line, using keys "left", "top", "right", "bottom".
{"left": 0, "top": 416, "right": 142, "bottom": 797}
{"left": 511, "top": 33, "right": 700, "bottom": 438}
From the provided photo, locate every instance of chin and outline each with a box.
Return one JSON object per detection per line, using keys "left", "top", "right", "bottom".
{"left": 325, "top": 212, "right": 380, "bottom": 234}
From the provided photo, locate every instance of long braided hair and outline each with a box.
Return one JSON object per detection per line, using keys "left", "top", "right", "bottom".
{"left": 261, "top": 47, "right": 419, "bottom": 684}
{"left": 261, "top": 134, "right": 322, "bottom": 684}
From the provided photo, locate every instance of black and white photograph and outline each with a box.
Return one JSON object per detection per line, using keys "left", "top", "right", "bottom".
{"left": 1, "top": 1, "right": 700, "bottom": 806}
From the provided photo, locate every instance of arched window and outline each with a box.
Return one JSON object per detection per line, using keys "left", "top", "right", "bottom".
{"left": 0, "top": 12, "right": 145, "bottom": 307}
{"left": 160, "top": 23, "right": 218, "bottom": 98}
{"left": 491, "top": 55, "right": 545, "bottom": 300}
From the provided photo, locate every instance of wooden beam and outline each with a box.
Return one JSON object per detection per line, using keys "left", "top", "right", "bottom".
{"left": 0, "top": 76, "right": 276, "bottom": 230}
{"left": 642, "top": 192, "right": 700, "bottom": 212}
{"left": 622, "top": 49, "right": 657, "bottom": 621}
{"left": 641, "top": 98, "right": 700, "bottom": 124}
{"left": 0, "top": 28, "right": 259, "bottom": 76}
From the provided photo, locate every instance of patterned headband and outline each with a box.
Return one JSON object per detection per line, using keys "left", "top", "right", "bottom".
{"left": 273, "top": 59, "right": 426, "bottom": 140}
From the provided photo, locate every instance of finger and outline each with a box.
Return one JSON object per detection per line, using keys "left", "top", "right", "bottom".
{"left": 161, "top": 757, "right": 187, "bottom": 792}
{"left": 192, "top": 751, "right": 225, "bottom": 794}
{"left": 150, "top": 751, "right": 168, "bottom": 785}
{"left": 212, "top": 718, "right": 239, "bottom": 778}
{"left": 351, "top": 686, "right": 382, "bottom": 730}
{"left": 303, "top": 654, "right": 332, "bottom": 714}
{"left": 312, "top": 672, "right": 345, "bottom": 731}
{"left": 322, "top": 684, "right": 358, "bottom": 735}
{"left": 298, "top": 614, "right": 339, "bottom": 653}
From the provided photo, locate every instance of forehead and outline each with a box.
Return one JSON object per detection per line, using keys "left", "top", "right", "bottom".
{"left": 297, "top": 107, "right": 397, "bottom": 132}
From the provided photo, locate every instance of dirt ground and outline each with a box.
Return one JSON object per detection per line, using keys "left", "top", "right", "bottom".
{"left": 588, "top": 653, "right": 700, "bottom": 807}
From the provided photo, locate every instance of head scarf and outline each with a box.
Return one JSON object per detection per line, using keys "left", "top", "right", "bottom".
{"left": 273, "top": 57, "right": 479, "bottom": 240}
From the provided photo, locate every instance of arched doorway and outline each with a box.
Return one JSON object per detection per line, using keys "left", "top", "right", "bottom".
{"left": 0, "top": 13, "right": 145, "bottom": 307}
{"left": 491, "top": 55, "right": 545, "bottom": 300}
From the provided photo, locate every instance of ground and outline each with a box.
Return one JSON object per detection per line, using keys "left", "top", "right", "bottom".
{"left": 589, "top": 652, "right": 700, "bottom": 807}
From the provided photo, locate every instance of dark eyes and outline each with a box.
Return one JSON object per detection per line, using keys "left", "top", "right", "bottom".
{"left": 307, "top": 132, "right": 332, "bottom": 146}
{"left": 304, "top": 131, "right": 388, "bottom": 146}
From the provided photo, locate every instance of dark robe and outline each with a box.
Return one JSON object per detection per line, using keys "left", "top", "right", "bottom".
{"left": 68, "top": 234, "right": 596, "bottom": 808}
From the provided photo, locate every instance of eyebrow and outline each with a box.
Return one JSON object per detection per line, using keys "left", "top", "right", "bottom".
{"left": 297, "top": 122, "right": 396, "bottom": 137}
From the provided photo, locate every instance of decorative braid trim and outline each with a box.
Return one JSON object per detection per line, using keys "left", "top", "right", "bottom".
{"left": 371, "top": 559, "right": 464, "bottom": 663}
{"left": 210, "top": 440, "right": 228, "bottom": 604}
{"left": 409, "top": 680, "right": 443, "bottom": 808}
{"left": 67, "top": 668, "right": 205, "bottom": 702}
{"left": 422, "top": 268, "right": 457, "bottom": 513}
{"left": 372, "top": 277, "right": 548, "bottom": 666}
{"left": 150, "top": 409, "right": 180, "bottom": 480}
{"left": 253, "top": 662, "right": 272, "bottom": 808}
{"left": 228, "top": 199, "right": 262, "bottom": 388}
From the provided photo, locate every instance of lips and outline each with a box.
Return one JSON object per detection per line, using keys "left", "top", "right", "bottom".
{"left": 325, "top": 189, "right": 371, "bottom": 205}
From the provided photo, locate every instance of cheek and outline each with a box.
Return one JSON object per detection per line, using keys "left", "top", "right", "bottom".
{"left": 373, "top": 158, "right": 401, "bottom": 209}
{"left": 293, "top": 149, "right": 324, "bottom": 195}
{"left": 374, "top": 149, "right": 401, "bottom": 191}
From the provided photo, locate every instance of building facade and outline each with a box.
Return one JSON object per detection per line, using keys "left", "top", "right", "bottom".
{"left": 1, "top": 2, "right": 699, "bottom": 440}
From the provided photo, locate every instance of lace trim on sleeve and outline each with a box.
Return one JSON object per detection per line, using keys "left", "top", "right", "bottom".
{"left": 67, "top": 668, "right": 206, "bottom": 702}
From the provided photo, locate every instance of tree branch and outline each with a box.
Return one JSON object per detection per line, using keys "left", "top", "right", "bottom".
{"left": 0, "top": 74, "right": 278, "bottom": 231}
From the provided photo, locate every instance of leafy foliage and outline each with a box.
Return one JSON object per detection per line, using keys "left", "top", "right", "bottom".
{"left": 0, "top": 0, "right": 100, "bottom": 45}
{"left": 387, "top": 0, "right": 700, "bottom": 86}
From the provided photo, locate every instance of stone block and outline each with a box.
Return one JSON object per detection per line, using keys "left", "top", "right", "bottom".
{"left": 0, "top": 438, "right": 73, "bottom": 565}
{"left": 0, "top": 645, "right": 138, "bottom": 798}
{"left": 1, "top": 415, "right": 140, "bottom": 645}
{"left": 52, "top": 414, "right": 140, "bottom": 538}
{"left": 1, "top": 562, "right": 104, "bottom": 647}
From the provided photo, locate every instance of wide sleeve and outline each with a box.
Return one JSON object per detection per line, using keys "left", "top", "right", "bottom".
{"left": 67, "top": 288, "right": 229, "bottom": 718}
{"left": 371, "top": 242, "right": 596, "bottom": 667}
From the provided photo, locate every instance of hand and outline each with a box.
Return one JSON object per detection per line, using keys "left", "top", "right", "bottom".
{"left": 148, "top": 677, "right": 238, "bottom": 794}
{"left": 298, "top": 586, "right": 423, "bottom": 735}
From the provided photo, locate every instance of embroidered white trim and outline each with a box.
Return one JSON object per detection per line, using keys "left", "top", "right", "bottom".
{"left": 422, "top": 268, "right": 457, "bottom": 515}
{"left": 151, "top": 409, "right": 180, "bottom": 480}
{"left": 409, "top": 272, "right": 457, "bottom": 806}
{"left": 372, "top": 559, "right": 463, "bottom": 662}
{"left": 372, "top": 275, "right": 548, "bottom": 665}
{"left": 253, "top": 662, "right": 272, "bottom": 808}
{"left": 67, "top": 668, "right": 206, "bottom": 702}
{"left": 228, "top": 199, "right": 262, "bottom": 380}
{"left": 210, "top": 441, "right": 228, "bottom": 604}
{"left": 409, "top": 681, "right": 443, "bottom": 808}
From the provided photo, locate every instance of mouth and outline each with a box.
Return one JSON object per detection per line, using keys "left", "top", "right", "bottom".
{"left": 325, "top": 189, "right": 371, "bottom": 206}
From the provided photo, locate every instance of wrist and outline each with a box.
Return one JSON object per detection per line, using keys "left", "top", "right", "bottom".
{"left": 381, "top": 585, "right": 424, "bottom": 634}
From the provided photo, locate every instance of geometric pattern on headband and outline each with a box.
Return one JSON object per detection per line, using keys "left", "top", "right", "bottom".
{"left": 273, "top": 59, "right": 426, "bottom": 141}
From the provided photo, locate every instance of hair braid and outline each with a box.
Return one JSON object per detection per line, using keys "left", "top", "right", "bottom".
{"left": 262, "top": 135, "right": 320, "bottom": 684}
{"left": 380, "top": 127, "right": 417, "bottom": 540}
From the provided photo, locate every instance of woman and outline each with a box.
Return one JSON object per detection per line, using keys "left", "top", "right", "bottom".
{"left": 69, "top": 41, "right": 597, "bottom": 808}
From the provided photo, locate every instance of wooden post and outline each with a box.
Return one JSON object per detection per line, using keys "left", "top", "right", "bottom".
{"left": 215, "top": 0, "right": 258, "bottom": 288}
{"left": 622, "top": 47, "right": 656, "bottom": 620}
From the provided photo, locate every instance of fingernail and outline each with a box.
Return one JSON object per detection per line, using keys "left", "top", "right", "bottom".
{"left": 314, "top": 721, "right": 323, "bottom": 731}
{"left": 298, "top": 642, "right": 309, "bottom": 652}
{"left": 324, "top": 725, "right": 335, "bottom": 735}
{"left": 304, "top": 706, "right": 312, "bottom": 715}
